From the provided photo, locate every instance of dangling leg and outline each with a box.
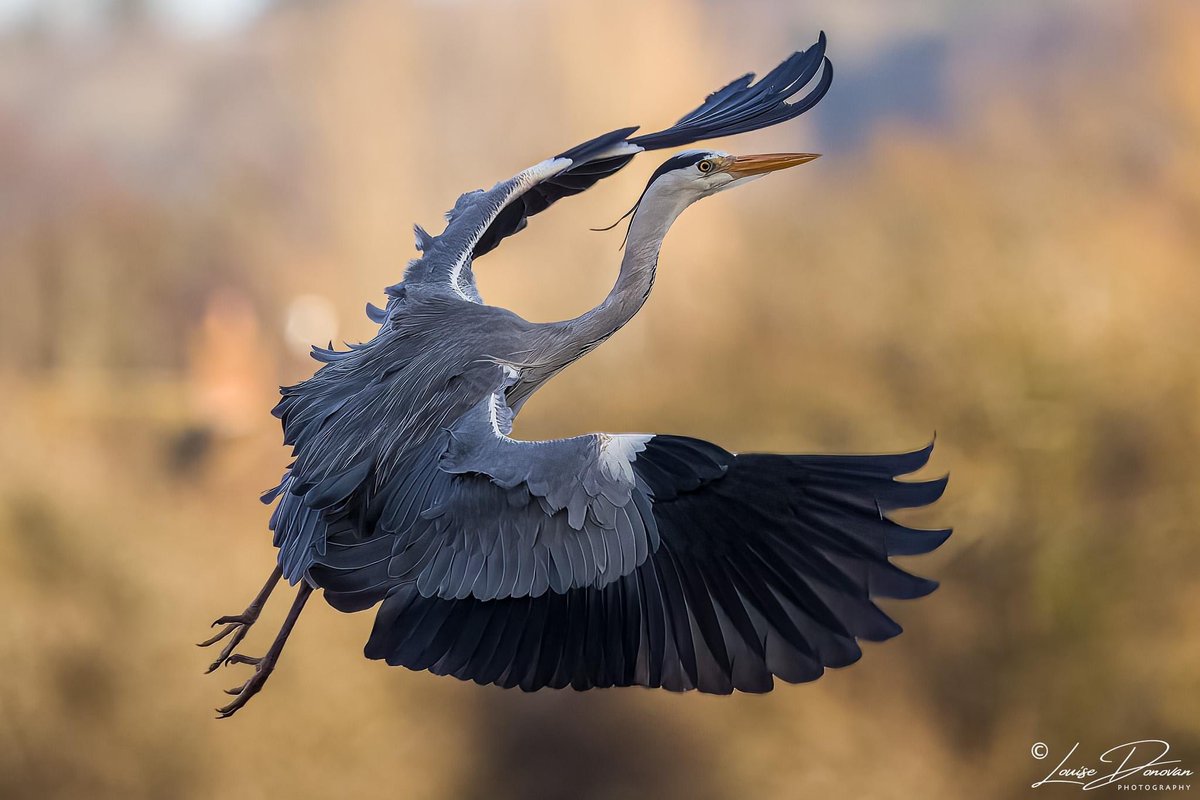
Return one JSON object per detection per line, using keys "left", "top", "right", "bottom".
{"left": 216, "top": 581, "right": 313, "bottom": 719}
{"left": 198, "top": 564, "right": 282, "bottom": 673}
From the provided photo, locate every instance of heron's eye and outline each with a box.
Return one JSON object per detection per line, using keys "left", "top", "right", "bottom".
{"left": 697, "top": 159, "right": 714, "bottom": 174}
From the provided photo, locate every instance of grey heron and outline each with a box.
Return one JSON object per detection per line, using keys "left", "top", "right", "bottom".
{"left": 200, "top": 33, "right": 950, "bottom": 718}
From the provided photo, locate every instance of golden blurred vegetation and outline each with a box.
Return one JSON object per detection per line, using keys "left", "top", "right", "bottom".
{"left": 1, "top": 1, "right": 1199, "bottom": 797}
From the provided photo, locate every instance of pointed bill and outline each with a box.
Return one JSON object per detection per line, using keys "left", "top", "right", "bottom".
{"left": 723, "top": 152, "right": 820, "bottom": 178}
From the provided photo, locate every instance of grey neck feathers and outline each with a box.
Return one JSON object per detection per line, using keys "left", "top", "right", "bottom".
{"left": 540, "top": 184, "right": 692, "bottom": 363}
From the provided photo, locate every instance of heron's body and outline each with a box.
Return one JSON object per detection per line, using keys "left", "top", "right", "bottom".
{"left": 201, "top": 34, "right": 951, "bottom": 716}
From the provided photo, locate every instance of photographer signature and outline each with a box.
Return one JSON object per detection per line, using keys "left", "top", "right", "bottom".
{"left": 1031, "top": 740, "right": 1193, "bottom": 791}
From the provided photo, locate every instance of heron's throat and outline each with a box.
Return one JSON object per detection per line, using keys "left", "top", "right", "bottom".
{"left": 561, "top": 186, "right": 693, "bottom": 352}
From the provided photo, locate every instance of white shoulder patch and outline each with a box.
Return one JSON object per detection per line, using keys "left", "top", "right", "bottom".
{"left": 596, "top": 433, "right": 653, "bottom": 484}
{"left": 507, "top": 157, "right": 572, "bottom": 193}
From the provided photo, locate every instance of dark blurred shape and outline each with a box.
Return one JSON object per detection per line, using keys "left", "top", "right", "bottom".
{"left": 469, "top": 692, "right": 723, "bottom": 800}
{"left": 165, "top": 424, "right": 215, "bottom": 476}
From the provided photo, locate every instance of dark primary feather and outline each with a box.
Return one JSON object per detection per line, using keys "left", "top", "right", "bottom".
{"left": 470, "top": 128, "right": 640, "bottom": 257}
{"left": 336, "top": 437, "right": 950, "bottom": 694}
{"left": 469, "top": 34, "right": 831, "bottom": 259}
{"left": 629, "top": 32, "right": 831, "bottom": 149}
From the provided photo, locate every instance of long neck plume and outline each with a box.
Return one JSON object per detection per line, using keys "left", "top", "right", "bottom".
{"left": 545, "top": 185, "right": 691, "bottom": 361}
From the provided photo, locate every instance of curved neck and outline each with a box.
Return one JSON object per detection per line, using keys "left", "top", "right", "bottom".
{"left": 543, "top": 186, "right": 691, "bottom": 361}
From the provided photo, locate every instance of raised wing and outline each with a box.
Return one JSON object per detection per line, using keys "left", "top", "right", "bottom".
{"left": 402, "top": 156, "right": 573, "bottom": 301}
{"left": 397, "top": 128, "right": 642, "bottom": 303}
{"left": 311, "top": 436, "right": 950, "bottom": 694}
{"left": 400, "top": 33, "right": 832, "bottom": 300}
{"left": 468, "top": 32, "right": 832, "bottom": 259}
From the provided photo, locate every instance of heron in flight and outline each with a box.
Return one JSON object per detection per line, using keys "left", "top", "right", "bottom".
{"left": 201, "top": 33, "right": 950, "bottom": 718}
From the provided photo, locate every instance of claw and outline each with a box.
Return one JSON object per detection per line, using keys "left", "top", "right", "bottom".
{"left": 227, "top": 653, "right": 262, "bottom": 667}
{"left": 199, "top": 565, "right": 281, "bottom": 660}
{"left": 197, "top": 623, "right": 239, "bottom": 648}
{"left": 201, "top": 623, "right": 251, "bottom": 673}
{"left": 216, "top": 667, "right": 271, "bottom": 717}
{"left": 215, "top": 703, "right": 241, "bottom": 719}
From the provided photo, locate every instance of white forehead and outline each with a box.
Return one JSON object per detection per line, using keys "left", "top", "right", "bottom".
{"left": 678, "top": 149, "right": 729, "bottom": 160}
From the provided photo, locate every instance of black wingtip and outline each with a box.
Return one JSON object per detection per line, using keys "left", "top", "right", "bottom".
{"left": 886, "top": 525, "right": 953, "bottom": 557}
{"left": 628, "top": 35, "right": 833, "bottom": 151}
{"left": 556, "top": 126, "right": 640, "bottom": 162}
{"left": 905, "top": 576, "right": 940, "bottom": 599}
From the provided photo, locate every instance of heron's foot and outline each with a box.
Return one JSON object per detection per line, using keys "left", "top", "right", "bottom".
{"left": 206, "top": 578, "right": 310, "bottom": 719}
{"left": 198, "top": 566, "right": 283, "bottom": 674}
{"left": 216, "top": 651, "right": 277, "bottom": 719}
{"left": 197, "top": 611, "right": 261, "bottom": 673}
{"left": 211, "top": 581, "right": 312, "bottom": 720}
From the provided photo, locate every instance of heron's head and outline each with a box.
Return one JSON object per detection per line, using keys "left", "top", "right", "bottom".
{"left": 599, "top": 149, "right": 819, "bottom": 241}
{"left": 645, "top": 149, "right": 820, "bottom": 200}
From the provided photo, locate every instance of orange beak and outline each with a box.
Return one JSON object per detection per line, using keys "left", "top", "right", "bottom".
{"left": 722, "top": 152, "right": 821, "bottom": 178}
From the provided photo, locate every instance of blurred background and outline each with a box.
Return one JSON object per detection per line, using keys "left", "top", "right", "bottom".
{"left": 1, "top": 0, "right": 1199, "bottom": 797}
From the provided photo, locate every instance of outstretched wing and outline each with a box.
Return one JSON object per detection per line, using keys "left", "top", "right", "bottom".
{"left": 468, "top": 33, "right": 832, "bottom": 259}
{"left": 310, "top": 436, "right": 950, "bottom": 694}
